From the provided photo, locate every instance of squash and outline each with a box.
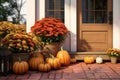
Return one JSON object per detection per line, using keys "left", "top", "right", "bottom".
{"left": 84, "top": 56, "right": 95, "bottom": 64}
{"left": 29, "top": 53, "right": 44, "bottom": 70}
{"left": 70, "top": 58, "right": 77, "bottom": 64}
{"left": 96, "top": 56, "right": 103, "bottom": 64}
{"left": 13, "top": 57, "right": 29, "bottom": 74}
{"left": 46, "top": 54, "right": 61, "bottom": 69}
{"left": 38, "top": 63, "right": 51, "bottom": 72}
{"left": 56, "top": 46, "right": 70, "bottom": 66}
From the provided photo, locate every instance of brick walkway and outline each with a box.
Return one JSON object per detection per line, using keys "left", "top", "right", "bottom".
{"left": 1, "top": 62, "right": 120, "bottom": 80}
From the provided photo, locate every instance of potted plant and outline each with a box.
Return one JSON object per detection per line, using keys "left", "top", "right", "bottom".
{"left": 1, "top": 32, "right": 39, "bottom": 61}
{"left": 106, "top": 48, "right": 120, "bottom": 63}
{"left": 31, "top": 18, "right": 69, "bottom": 56}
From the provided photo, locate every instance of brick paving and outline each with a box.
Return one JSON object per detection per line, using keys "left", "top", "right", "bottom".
{"left": 1, "top": 62, "right": 120, "bottom": 80}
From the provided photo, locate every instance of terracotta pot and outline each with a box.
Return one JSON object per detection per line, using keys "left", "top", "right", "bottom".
{"left": 110, "top": 56, "right": 117, "bottom": 64}
{"left": 43, "top": 43, "right": 60, "bottom": 56}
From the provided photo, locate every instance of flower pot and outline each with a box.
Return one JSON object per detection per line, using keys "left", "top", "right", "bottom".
{"left": 110, "top": 56, "right": 117, "bottom": 64}
{"left": 43, "top": 43, "right": 60, "bottom": 56}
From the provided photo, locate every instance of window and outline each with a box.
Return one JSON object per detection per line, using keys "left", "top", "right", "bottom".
{"left": 82, "top": 0, "right": 107, "bottom": 23}
{"left": 45, "top": 0, "right": 64, "bottom": 22}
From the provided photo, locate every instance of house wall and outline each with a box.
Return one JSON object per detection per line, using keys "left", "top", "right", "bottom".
{"left": 113, "top": 0, "right": 120, "bottom": 49}
{"left": 26, "top": 0, "right": 120, "bottom": 51}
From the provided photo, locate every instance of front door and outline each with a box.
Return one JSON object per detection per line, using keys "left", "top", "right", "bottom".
{"left": 77, "top": 0, "right": 113, "bottom": 52}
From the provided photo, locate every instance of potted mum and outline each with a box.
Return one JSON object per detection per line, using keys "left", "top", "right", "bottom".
{"left": 1, "top": 32, "right": 39, "bottom": 61}
{"left": 106, "top": 48, "right": 120, "bottom": 63}
{"left": 31, "top": 18, "right": 69, "bottom": 56}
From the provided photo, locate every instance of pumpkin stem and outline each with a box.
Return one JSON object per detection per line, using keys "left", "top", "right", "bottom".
{"left": 17, "top": 54, "right": 21, "bottom": 62}
{"left": 34, "top": 53, "right": 38, "bottom": 58}
{"left": 49, "top": 54, "right": 55, "bottom": 58}
{"left": 61, "top": 46, "right": 64, "bottom": 51}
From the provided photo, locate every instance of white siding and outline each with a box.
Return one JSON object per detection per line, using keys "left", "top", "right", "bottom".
{"left": 113, "top": 0, "right": 120, "bottom": 49}
{"left": 26, "top": 0, "right": 35, "bottom": 32}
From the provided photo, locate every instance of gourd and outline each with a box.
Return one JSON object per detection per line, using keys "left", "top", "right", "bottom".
{"left": 13, "top": 57, "right": 29, "bottom": 74}
{"left": 29, "top": 53, "right": 44, "bottom": 70}
{"left": 70, "top": 58, "right": 77, "bottom": 64}
{"left": 84, "top": 56, "right": 95, "bottom": 64}
{"left": 38, "top": 63, "right": 51, "bottom": 72}
{"left": 46, "top": 54, "right": 61, "bottom": 69}
{"left": 56, "top": 46, "right": 71, "bottom": 66}
{"left": 96, "top": 56, "right": 103, "bottom": 64}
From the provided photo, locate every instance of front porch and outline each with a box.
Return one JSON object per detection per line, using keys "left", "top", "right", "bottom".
{"left": 1, "top": 62, "right": 120, "bottom": 80}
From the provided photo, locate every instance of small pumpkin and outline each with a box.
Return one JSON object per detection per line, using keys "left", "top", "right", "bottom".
{"left": 29, "top": 53, "right": 44, "bottom": 70}
{"left": 38, "top": 63, "right": 51, "bottom": 72}
{"left": 13, "top": 57, "right": 29, "bottom": 74}
{"left": 70, "top": 58, "right": 77, "bottom": 64}
{"left": 96, "top": 56, "right": 103, "bottom": 64}
{"left": 84, "top": 56, "right": 95, "bottom": 64}
{"left": 56, "top": 46, "right": 71, "bottom": 66}
{"left": 46, "top": 54, "right": 61, "bottom": 69}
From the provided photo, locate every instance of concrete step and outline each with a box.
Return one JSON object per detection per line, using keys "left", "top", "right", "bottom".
{"left": 70, "top": 52, "right": 110, "bottom": 60}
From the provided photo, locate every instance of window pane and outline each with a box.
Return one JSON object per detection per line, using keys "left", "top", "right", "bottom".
{"left": 95, "top": 0, "right": 107, "bottom": 10}
{"left": 95, "top": 11, "right": 107, "bottom": 23}
{"left": 54, "top": 11, "right": 64, "bottom": 22}
{"left": 82, "top": 0, "right": 94, "bottom": 10}
{"left": 82, "top": 11, "right": 94, "bottom": 23}
{"left": 48, "top": 0, "right": 54, "bottom": 10}
{"left": 45, "top": 0, "right": 64, "bottom": 22}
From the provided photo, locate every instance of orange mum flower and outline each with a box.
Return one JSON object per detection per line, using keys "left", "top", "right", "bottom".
{"left": 31, "top": 18, "right": 69, "bottom": 44}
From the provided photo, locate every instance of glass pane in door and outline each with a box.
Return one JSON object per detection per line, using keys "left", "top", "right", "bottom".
{"left": 82, "top": 11, "right": 94, "bottom": 23}
{"left": 95, "top": 0, "right": 107, "bottom": 10}
{"left": 95, "top": 11, "right": 107, "bottom": 23}
{"left": 82, "top": 0, "right": 94, "bottom": 10}
{"left": 82, "top": 0, "right": 108, "bottom": 23}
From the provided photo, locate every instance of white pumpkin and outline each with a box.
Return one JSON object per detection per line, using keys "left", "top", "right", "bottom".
{"left": 96, "top": 56, "right": 103, "bottom": 64}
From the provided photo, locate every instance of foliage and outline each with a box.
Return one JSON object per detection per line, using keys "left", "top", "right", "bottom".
{"left": 106, "top": 48, "right": 120, "bottom": 57}
{"left": 1, "top": 32, "right": 39, "bottom": 53}
{"left": 0, "top": 0, "right": 26, "bottom": 24}
{"left": 31, "top": 18, "right": 69, "bottom": 44}
{"left": 0, "top": 21, "right": 26, "bottom": 38}
{"left": 0, "top": 0, "right": 14, "bottom": 21}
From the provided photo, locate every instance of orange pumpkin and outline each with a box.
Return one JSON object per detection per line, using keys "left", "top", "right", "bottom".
{"left": 46, "top": 54, "right": 61, "bottom": 69}
{"left": 70, "top": 58, "right": 77, "bottom": 64}
{"left": 13, "top": 57, "right": 29, "bottom": 74}
{"left": 84, "top": 56, "right": 95, "bottom": 64}
{"left": 38, "top": 63, "right": 51, "bottom": 72}
{"left": 29, "top": 53, "right": 44, "bottom": 70}
{"left": 56, "top": 46, "right": 70, "bottom": 66}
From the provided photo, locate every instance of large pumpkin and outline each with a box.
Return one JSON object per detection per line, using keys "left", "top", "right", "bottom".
{"left": 29, "top": 53, "right": 44, "bottom": 70}
{"left": 56, "top": 46, "right": 70, "bottom": 66}
{"left": 13, "top": 57, "right": 29, "bottom": 74}
{"left": 84, "top": 56, "right": 95, "bottom": 64}
{"left": 46, "top": 55, "right": 61, "bottom": 69}
{"left": 38, "top": 63, "right": 51, "bottom": 72}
